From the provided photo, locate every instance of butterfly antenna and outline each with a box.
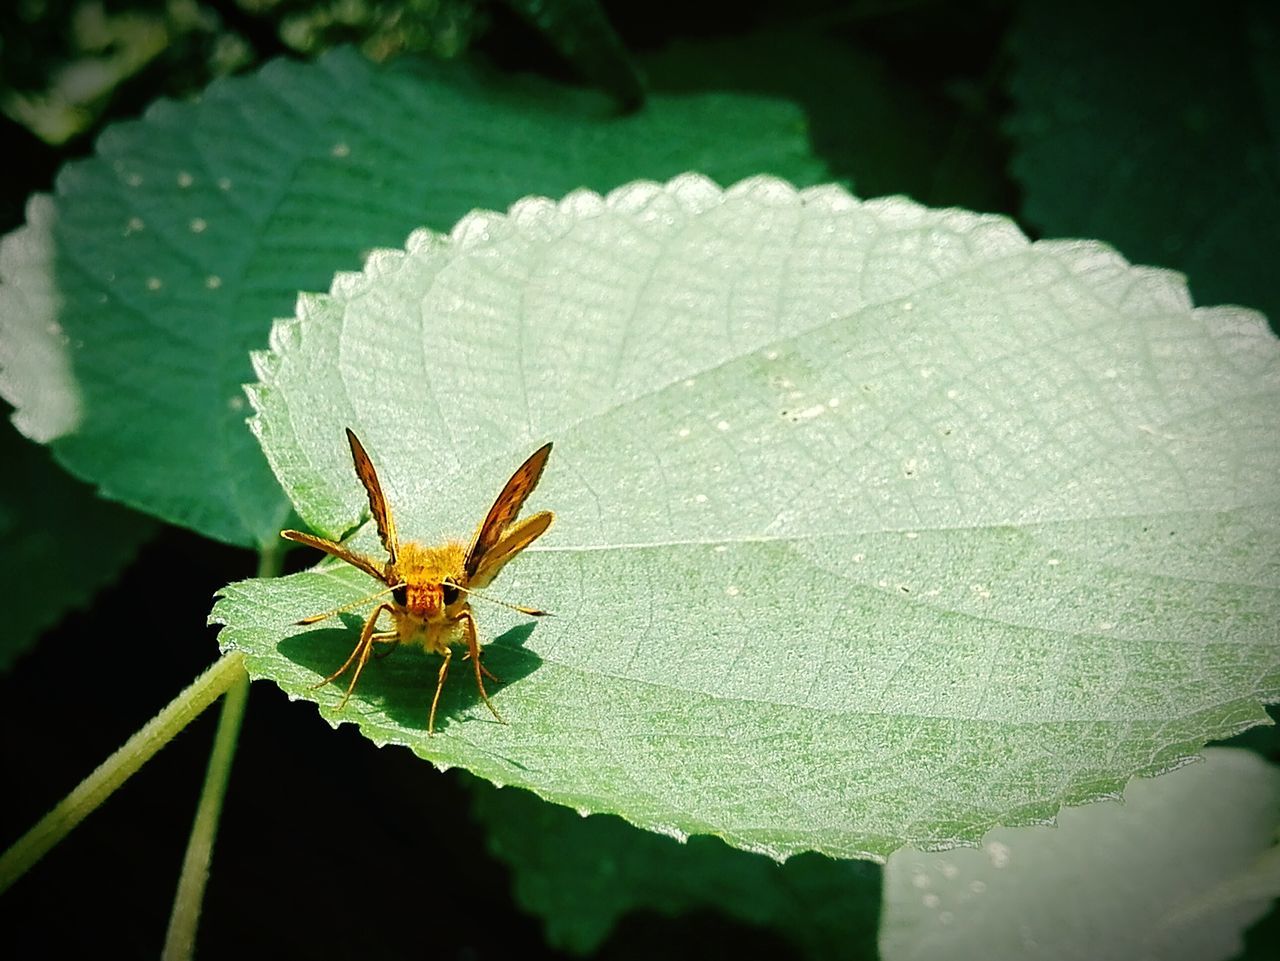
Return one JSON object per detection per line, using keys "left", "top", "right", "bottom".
{"left": 449, "top": 581, "right": 551, "bottom": 617}
{"left": 296, "top": 583, "right": 404, "bottom": 625}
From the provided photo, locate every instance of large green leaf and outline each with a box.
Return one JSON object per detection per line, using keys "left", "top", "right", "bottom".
{"left": 212, "top": 175, "right": 1280, "bottom": 860}
{"left": 0, "top": 48, "right": 825, "bottom": 547}
{"left": 1008, "top": 0, "right": 1280, "bottom": 327}
{"left": 880, "top": 748, "right": 1280, "bottom": 961}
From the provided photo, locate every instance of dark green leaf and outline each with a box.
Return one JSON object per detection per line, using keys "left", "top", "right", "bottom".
{"left": 505, "top": 0, "right": 643, "bottom": 108}
{"left": 1008, "top": 0, "right": 1280, "bottom": 325}
{"left": 0, "top": 420, "right": 153, "bottom": 671}
{"left": 0, "top": 49, "right": 826, "bottom": 546}
{"left": 471, "top": 778, "right": 880, "bottom": 958}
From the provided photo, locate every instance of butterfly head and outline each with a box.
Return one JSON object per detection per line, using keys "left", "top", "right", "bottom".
{"left": 388, "top": 541, "right": 468, "bottom": 621}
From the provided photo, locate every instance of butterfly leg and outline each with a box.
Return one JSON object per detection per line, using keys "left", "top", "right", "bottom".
{"left": 428, "top": 647, "right": 452, "bottom": 737}
{"left": 462, "top": 647, "right": 501, "bottom": 682}
{"left": 311, "top": 603, "right": 392, "bottom": 709}
{"left": 461, "top": 611, "right": 505, "bottom": 725}
{"left": 338, "top": 629, "right": 396, "bottom": 710}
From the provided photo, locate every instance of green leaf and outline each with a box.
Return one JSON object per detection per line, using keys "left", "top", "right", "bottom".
{"left": 470, "top": 776, "right": 881, "bottom": 957}
{"left": 1008, "top": 0, "right": 1280, "bottom": 326}
{"left": 880, "top": 748, "right": 1280, "bottom": 961}
{"left": 0, "top": 420, "right": 154, "bottom": 671}
{"left": 212, "top": 175, "right": 1280, "bottom": 860}
{"left": 0, "top": 48, "right": 825, "bottom": 547}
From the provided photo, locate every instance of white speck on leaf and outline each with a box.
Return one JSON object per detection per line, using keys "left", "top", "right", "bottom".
{"left": 986, "top": 842, "right": 1011, "bottom": 868}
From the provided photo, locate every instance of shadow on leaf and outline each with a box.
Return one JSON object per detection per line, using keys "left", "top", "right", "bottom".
{"left": 277, "top": 617, "right": 542, "bottom": 735}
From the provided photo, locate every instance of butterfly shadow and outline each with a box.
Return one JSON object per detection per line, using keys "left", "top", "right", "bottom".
{"left": 277, "top": 615, "right": 543, "bottom": 736}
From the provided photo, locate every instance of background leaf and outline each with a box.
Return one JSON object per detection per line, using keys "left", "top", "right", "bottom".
{"left": 879, "top": 748, "right": 1280, "bottom": 961}
{"left": 506, "top": 0, "right": 643, "bottom": 108}
{"left": 645, "top": 28, "right": 1010, "bottom": 213}
{"left": 213, "top": 174, "right": 1280, "bottom": 861}
{"left": 0, "top": 419, "right": 153, "bottom": 671}
{"left": 472, "top": 748, "right": 1280, "bottom": 960}
{"left": 0, "top": 48, "right": 826, "bottom": 546}
{"left": 1008, "top": 0, "right": 1280, "bottom": 326}
{"left": 471, "top": 775, "right": 881, "bottom": 958}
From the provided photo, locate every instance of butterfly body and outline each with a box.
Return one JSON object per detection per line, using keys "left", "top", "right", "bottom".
{"left": 282, "top": 430, "right": 553, "bottom": 734}
{"left": 388, "top": 540, "right": 467, "bottom": 635}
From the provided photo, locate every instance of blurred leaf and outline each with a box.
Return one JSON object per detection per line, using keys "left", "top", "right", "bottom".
{"left": 470, "top": 777, "right": 880, "bottom": 957}
{"left": 644, "top": 29, "right": 1010, "bottom": 212}
{"left": 0, "top": 420, "right": 154, "bottom": 671}
{"left": 880, "top": 748, "right": 1280, "bottom": 961}
{"left": 0, "top": 48, "right": 826, "bottom": 547}
{"left": 213, "top": 175, "right": 1280, "bottom": 860}
{"left": 504, "top": 0, "right": 643, "bottom": 108}
{"left": 1008, "top": 0, "right": 1280, "bottom": 325}
{"left": 0, "top": 1, "right": 173, "bottom": 145}
{"left": 1239, "top": 898, "right": 1280, "bottom": 961}
{"left": 271, "top": 0, "right": 478, "bottom": 60}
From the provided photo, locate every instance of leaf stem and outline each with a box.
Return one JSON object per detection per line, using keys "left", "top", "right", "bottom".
{"left": 161, "top": 544, "right": 280, "bottom": 960}
{"left": 0, "top": 651, "right": 247, "bottom": 894}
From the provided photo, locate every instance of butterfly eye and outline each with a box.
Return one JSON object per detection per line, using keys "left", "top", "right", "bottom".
{"left": 392, "top": 585, "right": 408, "bottom": 606}
{"left": 442, "top": 582, "right": 460, "bottom": 605}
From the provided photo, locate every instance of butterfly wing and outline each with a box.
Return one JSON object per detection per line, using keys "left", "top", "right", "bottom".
{"left": 470, "top": 511, "right": 553, "bottom": 589}
{"left": 345, "top": 428, "right": 398, "bottom": 565}
{"left": 465, "top": 442, "right": 552, "bottom": 580}
{"left": 280, "top": 529, "right": 386, "bottom": 583}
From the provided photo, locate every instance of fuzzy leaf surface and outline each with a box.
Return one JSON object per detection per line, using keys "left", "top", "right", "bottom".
{"left": 213, "top": 175, "right": 1280, "bottom": 859}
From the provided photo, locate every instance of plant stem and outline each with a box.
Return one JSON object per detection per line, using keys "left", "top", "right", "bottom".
{"left": 161, "top": 666, "right": 250, "bottom": 961}
{"left": 0, "top": 651, "right": 246, "bottom": 894}
{"left": 161, "top": 543, "right": 280, "bottom": 960}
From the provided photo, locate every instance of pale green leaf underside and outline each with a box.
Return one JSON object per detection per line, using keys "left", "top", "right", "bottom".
{"left": 213, "top": 175, "right": 1280, "bottom": 860}
{"left": 881, "top": 748, "right": 1280, "bottom": 961}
